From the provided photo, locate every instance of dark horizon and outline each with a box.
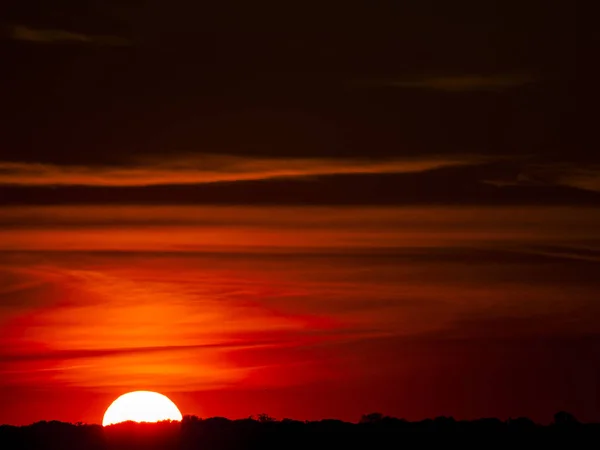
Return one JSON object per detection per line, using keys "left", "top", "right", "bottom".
{"left": 3, "top": 409, "right": 599, "bottom": 428}
{"left": 2, "top": 412, "right": 599, "bottom": 450}
{"left": 2, "top": 409, "right": 599, "bottom": 428}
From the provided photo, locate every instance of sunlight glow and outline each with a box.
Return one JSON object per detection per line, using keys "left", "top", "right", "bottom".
{"left": 102, "top": 391, "right": 183, "bottom": 426}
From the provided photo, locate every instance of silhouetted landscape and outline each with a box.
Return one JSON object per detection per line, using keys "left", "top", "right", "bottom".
{"left": 1, "top": 412, "right": 599, "bottom": 450}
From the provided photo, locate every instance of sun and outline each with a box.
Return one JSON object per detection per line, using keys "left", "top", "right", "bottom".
{"left": 102, "top": 391, "right": 183, "bottom": 426}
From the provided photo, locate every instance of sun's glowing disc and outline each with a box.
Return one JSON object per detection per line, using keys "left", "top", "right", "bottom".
{"left": 102, "top": 391, "right": 183, "bottom": 426}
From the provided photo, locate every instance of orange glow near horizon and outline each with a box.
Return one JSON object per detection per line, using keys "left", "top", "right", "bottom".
{"left": 1, "top": 205, "right": 599, "bottom": 425}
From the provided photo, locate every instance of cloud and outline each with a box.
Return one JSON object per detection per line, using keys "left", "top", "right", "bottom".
{"left": 364, "top": 74, "right": 534, "bottom": 91}
{"left": 7, "top": 25, "right": 130, "bottom": 46}
{"left": 546, "top": 166, "right": 600, "bottom": 193}
{"left": 484, "top": 164, "right": 600, "bottom": 193}
{"left": 2, "top": 204, "right": 600, "bottom": 252}
{"left": 0, "top": 154, "right": 492, "bottom": 187}
{"left": 0, "top": 342, "right": 278, "bottom": 364}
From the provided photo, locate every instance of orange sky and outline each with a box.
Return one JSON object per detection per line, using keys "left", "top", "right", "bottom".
{"left": 1, "top": 205, "right": 599, "bottom": 424}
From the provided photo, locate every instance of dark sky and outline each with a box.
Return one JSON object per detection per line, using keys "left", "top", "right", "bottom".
{"left": 1, "top": 1, "right": 595, "bottom": 426}
{"left": 0, "top": 0, "right": 587, "bottom": 203}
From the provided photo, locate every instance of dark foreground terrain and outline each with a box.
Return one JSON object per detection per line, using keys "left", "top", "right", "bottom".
{"left": 1, "top": 412, "right": 599, "bottom": 450}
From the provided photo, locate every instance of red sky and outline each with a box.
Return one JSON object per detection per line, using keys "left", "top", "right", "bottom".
{"left": 0, "top": 0, "right": 590, "bottom": 425}
{"left": 1, "top": 206, "right": 599, "bottom": 425}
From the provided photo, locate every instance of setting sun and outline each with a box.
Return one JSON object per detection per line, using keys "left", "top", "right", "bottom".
{"left": 102, "top": 391, "right": 183, "bottom": 426}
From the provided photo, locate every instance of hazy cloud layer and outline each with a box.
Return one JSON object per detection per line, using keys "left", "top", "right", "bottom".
{"left": 2, "top": 157, "right": 598, "bottom": 207}
{"left": 0, "top": 154, "right": 491, "bottom": 187}
{"left": 2, "top": 205, "right": 599, "bottom": 252}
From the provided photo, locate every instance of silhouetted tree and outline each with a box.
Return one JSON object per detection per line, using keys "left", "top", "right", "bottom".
{"left": 433, "top": 416, "right": 456, "bottom": 431}
{"left": 182, "top": 415, "right": 201, "bottom": 424}
{"left": 359, "top": 412, "right": 384, "bottom": 424}
{"left": 256, "top": 413, "right": 275, "bottom": 423}
{"left": 507, "top": 417, "right": 536, "bottom": 431}
{"left": 553, "top": 411, "right": 579, "bottom": 427}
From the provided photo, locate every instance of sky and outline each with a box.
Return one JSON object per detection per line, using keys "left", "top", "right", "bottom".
{"left": 0, "top": 1, "right": 595, "bottom": 425}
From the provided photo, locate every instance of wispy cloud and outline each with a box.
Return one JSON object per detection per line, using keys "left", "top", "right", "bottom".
{"left": 0, "top": 154, "right": 491, "bottom": 187}
{"left": 8, "top": 25, "right": 130, "bottom": 46}
{"left": 2, "top": 205, "right": 600, "bottom": 254}
{"left": 484, "top": 164, "right": 600, "bottom": 193}
{"left": 0, "top": 342, "right": 283, "bottom": 364}
{"left": 363, "top": 74, "right": 534, "bottom": 92}
{"left": 545, "top": 166, "right": 600, "bottom": 193}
